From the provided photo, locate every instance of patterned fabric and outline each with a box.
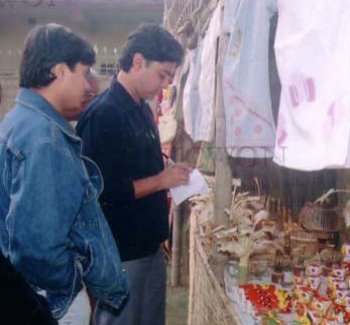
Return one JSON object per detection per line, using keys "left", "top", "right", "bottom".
{"left": 273, "top": 0, "right": 350, "bottom": 170}
{"left": 222, "top": 0, "right": 277, "bottom": 158}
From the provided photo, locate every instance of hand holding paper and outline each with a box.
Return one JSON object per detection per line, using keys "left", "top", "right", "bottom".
{"left": 169, "top": 169, "right": 209, "bottom": 205}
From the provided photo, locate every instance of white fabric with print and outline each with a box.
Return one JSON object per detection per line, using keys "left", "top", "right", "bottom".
{"left": 273, "top": 0, "right": 350, "bottom": 170}
{"left": 197, "top": 4, "right": 221, "bottom": 142}
{"left": 182, "top": 45, "right": 203, "bottom": 139}
{"left": 222, "top": 0, "right": 277, "bottom": 158}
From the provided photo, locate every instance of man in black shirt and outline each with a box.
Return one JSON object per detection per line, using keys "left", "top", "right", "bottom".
{"left": 77, "top": 24, "right": 190, "bottom": 325}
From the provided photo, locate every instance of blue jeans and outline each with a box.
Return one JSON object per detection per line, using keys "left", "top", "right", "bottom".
{"left": 94, "top": 248, "right": 166, "bottom": 325}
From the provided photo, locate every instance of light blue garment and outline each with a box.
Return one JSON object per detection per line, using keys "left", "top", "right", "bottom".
{"left": 0, "top": 88, "right": 128, "bottom": 319}
{"left": 222, "top": 0, "right": 277, "bottom": 158}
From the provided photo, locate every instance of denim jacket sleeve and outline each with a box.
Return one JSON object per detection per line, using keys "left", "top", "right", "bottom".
{"left": 7, "top": 142, "right": 84, "bottom": 302}
{"left": 7, "top": 140, "right": 128, "bottom": 317}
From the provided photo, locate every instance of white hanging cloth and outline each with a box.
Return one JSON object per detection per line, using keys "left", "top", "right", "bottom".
{"left": 222, "top": 0, "right": 241, "bottom": 33}
{"left": 197, "top": 4, "right": 221, "bottom": 142}
{"left": 273, "top": 0, "right": 350, "bottom": 170}
{"left": 183, "top": 44, "right": 203, "bottom": 139}
{"left": 222, "top": 0, "right": 277, "bottom": 158}
{"left": 182, "top": 4, "right": 221, "bottom": 142}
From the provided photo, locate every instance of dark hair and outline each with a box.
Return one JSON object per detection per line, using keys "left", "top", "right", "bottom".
{"left": 19, "top": 23, "right": 95, "bottom": 88}
{"left": 119, "top": 24, "right": 184, "bottom": 72}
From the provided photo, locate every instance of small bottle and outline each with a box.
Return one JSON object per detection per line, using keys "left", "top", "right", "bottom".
{"left": 284, "top": 233, "right": 291, "bottom": 256}
{"left": 271, "top": 270, "right": 284, "bottom": 285}
{"left": 283, "top": 266, "right": 293, "bottom": 286}
{"left": 272, "top": 252, "right": 284, "bottom": 285}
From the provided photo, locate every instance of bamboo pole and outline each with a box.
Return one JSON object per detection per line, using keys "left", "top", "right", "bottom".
{"left": 213, "top": 5, "right": 231, "bottom": 227}
{"left": 170, "top": 121, "right": 188, "bottom": 286}
{"left": 170, "top": 203, "right": 182, "bottom": 286}
{"left": 211, "top": 2, "right": 232, "bottom": 281}
{"left": 188, "top": 210, "right": 196, "bottom": 325}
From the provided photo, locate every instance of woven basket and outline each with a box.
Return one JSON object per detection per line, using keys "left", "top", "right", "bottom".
{"left": 189, "top": 211, "right": 241, "bottom": 325}
{"left": 298, "top": 202, "right": 340, "bottom": 232}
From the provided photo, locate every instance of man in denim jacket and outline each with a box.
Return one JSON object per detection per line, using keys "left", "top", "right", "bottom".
{"left": 0, "top": 24, "right": 127, "bottom": 322}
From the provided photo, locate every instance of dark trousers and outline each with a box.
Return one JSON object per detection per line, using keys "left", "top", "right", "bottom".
{"left": 94, "top": 248, "right": 166, "bottom": 325}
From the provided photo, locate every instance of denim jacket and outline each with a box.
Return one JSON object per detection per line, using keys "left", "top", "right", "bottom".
{"left": 0, "top": 88, "right": 128, "bottom": 319}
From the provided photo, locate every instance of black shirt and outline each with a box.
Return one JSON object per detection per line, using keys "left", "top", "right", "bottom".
{"left": 77, "top": 78, "right": 169, "bottom": 261}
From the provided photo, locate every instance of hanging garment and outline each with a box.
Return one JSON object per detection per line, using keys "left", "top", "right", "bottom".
{"left": 159, "top": 85, "right": 176, "bottom": 116}
{"left": 273, "top": 0, "right": 350, "bottom": 170}
{"left": 197, "top": 4, "right": 221, "bottom": 142}
{"left": 222, "top": 0, "right": 240, "bottom": 33}
{"left": 182, "top": 5, "right": 221, "bottom": 143}
{"left": 222, "top": 0, "right": 277, "bottom": 158}
{"left": 158, "top": 113, "right": 178, "bottom": 144}
{"left": 183, "top": 45, "right": 203, "bottom": 140}
{"left": 174, "top": 52, "right": 190, "bottom": 122}
{"left": 158, "top": 85, "right": 178, "bottom": 144}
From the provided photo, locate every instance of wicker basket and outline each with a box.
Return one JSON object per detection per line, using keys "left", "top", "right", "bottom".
{"left": 290, "top": 230, "right": 320, "bottom": 258}
{"left": 298, "top": 202, "right": 340, "bottom": 232}
{"left": 189, "top": 211, "right": 241, "bottom": 325}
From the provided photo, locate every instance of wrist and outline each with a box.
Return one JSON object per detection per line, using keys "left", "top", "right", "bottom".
{"left": 155, "top": 172, "right": 165, "bottom": 191}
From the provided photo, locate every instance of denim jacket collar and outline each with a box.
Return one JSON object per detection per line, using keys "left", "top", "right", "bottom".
{"left": 15, "top": 88, "right": 80, "bottom": 143}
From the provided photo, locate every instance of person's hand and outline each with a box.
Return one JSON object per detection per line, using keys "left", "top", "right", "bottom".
{"left": 158, "top": 163, "right": 192, "bottom": 190}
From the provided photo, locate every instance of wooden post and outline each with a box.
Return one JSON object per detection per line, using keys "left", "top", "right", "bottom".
{"left": 212, "top": 3, "right": 232, "bottom": 281}
{"left": 170, "top": 123, "right": 188, "bottom": 286}
{"left": 170, "top": 203, "right": 182, "bottom": 286}
{"left": 213, "top": 6, "right": 231, "bottom": 227}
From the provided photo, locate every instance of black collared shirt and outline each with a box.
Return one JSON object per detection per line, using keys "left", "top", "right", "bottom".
{"left": 77, "top": 78, "right": 169, "bottom": 261}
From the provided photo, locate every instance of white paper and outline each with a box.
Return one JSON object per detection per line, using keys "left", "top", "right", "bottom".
{"left": 169, "top": 169, "right": 209, "bottom": 206}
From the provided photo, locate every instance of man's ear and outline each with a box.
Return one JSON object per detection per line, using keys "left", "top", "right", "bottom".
{"left": 51, "top": 63, "right": 68, "bottom": 79}
{"left": 132, "top": 53, "right": 144, "bottom": 70}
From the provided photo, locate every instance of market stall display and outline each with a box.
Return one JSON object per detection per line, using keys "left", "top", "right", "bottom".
{"left": 163, "top": 0, "right": 350, "bottom": 324}
{"left": 189, "top": 183, "right": 350, "bottom": 324}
